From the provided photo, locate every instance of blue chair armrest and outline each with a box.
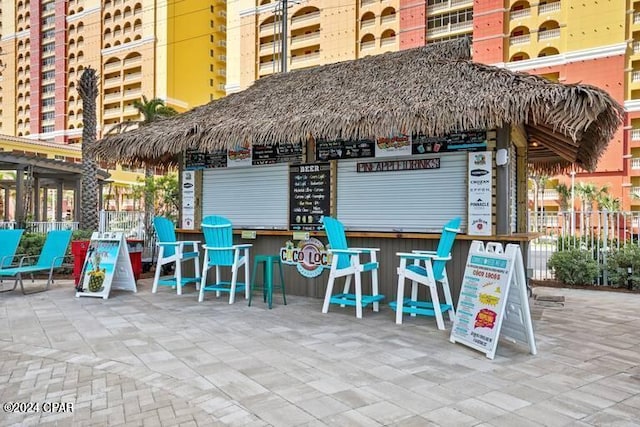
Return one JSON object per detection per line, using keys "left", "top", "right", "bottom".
{"left": 329, "top": 248, "right": 363, "bottom": 255}
{"left": 17, "top": 255, "right": 40, "bottom": 267}
{"left": 203, "top": 245, "right": 235, "bottom": 251}
{"left": 397, "top": 252, "right": 451, "bottom": 262}
{"left": 157, "top": 242, "right": 181, "bottom": 247}
{"left": 179, "top": 240, "right": 201, "bottom": 245}
{"left": 232, "top": 244, "right": 253, "bottom": 249}
{"left": 412, "top": 250, "right": 437, "bottom": 255}
{"left": 349, "top": 247, "right": 380, "bottom": 253}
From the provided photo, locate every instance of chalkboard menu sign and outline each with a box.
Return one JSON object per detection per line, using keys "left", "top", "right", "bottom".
{"left": 289, "top": 163, "right": 331, "bottom": 231}
{"left": 253, "top": 143, "right": 302, "bottom": 165}
{"left": 185, "top": 149, "right": 206, "bottom": 170}
{"left": 316, "top": 139, "right": 375, "bottom": 161}
{"left": 412, "top": 130, "right": 487, "bottom": 154}
{"left": 205, "top": 150, "right": 228, "bottom": 168}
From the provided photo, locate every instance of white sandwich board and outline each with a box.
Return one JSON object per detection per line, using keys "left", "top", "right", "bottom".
{"left": 75, "top": 232, "right": 137, "bottom": 300}
{"left": 450, "top": 241, "right": 537, "bottom": 359}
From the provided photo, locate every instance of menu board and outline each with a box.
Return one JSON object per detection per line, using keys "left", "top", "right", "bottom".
{"left": 450, "top": 241, "right": 537, "bottom": 359}
{"left": 185, "top": 149, "right": 206, "bottom": 170}
{"left": 412, "top": 130, "right": 487, "bottom": 154}
{"left": 289, "top": 163, "right": 331, "bottom": 231}
{"left": 316, "top": 139, "right": 375, "bottom": 161}
{"left": 75, "top": 232, "right": 137, "bottom": 300}
{"left": 253, "top": 143, "right": 303, "bottom": 165}
{"left": 205, "top": 150, "right": 228, "bottom": 168}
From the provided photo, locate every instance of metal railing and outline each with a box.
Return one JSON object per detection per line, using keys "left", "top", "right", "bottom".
{"left": 528, "top": 210, "right": 640, "bottom": 284}
{"left": 26, "top": 221, "right": 79, "bottom": 233}
{"left": 99, "top": 210, "right": 155, "bottom": 260}
{"left": 0, "top": 221, "right": 16, "bottom": 229}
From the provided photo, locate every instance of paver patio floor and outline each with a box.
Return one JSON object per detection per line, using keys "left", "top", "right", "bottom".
{"left": 1, "top": 278, "right": 639, "bottom": 426}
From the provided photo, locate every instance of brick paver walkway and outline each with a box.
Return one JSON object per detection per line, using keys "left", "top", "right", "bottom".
{"left": 1, "top": 278, "right": 640, "bottom": 426}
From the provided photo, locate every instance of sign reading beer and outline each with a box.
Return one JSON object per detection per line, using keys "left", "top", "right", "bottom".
{"left": 289, "top": 163, "right": 330, "bottom": 231}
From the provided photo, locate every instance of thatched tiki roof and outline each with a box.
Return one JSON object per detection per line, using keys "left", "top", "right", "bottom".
{"left": 92, "top": 38, "right": 623, "bottom": 173}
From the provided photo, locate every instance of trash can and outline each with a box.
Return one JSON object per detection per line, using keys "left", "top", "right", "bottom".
{"left": 71, "top": 240, "right": 90, "bottom": 286}
{"left": 127, "top": 239, "right": 144, "bottom": 281}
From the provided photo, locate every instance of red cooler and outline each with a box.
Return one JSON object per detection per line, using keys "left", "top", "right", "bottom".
{"left": 127, "top": 239, "right": 144, "bottom": 281}
{"left": 71, "top": 240, "right": 90, "bottom": 286}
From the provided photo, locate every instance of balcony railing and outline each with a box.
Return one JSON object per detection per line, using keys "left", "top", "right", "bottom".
{"left": 632, "top": 71, "right": 640, "bottom": 83}
{"left": 633, "top": 186, "right": 640, "bottom": 197}
{"left": 103, "top": 61, "right": 121, "bottom": 71}
{"left": 291, "top": 52, "right": 320, "bottom": 64}
{"left": 635, "top": 12, "right": 640, "bottom": 25}
{"left": 631, "top": 129, "right": 640, "bottom": 140}
{"left": 631, "top": 158, "right": 640, "bottom": 169}
{"left": 380, "top": 14, "right": 396, "bottom": 25}
{"left": 123, "top": 56, "right": 141, "bottom": 67}
{"left": 509, "top": 34, "right": 530, "bottom": 45}
{"left": 291, "top": 11, "right": 320, "bottom": 26}
{"left": 380, "top": 36, "right": 396, "bottom": 47}
{"left": 360, "top": 40, "right": 375, "bottom": 50}
{"left": 259, "top": 61, "right": 278, "bottom": 73}
{"left": 123, "top": 72, "right": 141, "bottom": 81}
{"left": 634, "top": 41, "right": 640, "bottom": 54}
{"left": 427, "top": 21, "right": 473, "bottom": 37}
{"left": 538, "top": 28, "right": 560, "bottom": 41}
{"left": 361, "top": 0, "right": 376, "bottom": 6}
{"left": 538, "top": 1, "right": 561, "bottom": 14}
{"left": 360, "top": 19, "right": 375, "bottom": 29}
{"left": 103, "top": 92, "right": 121, "bottom": 101}
{"left": 510, "top": 8, "right": 531, "bottom": 20}
{"left": 528, "top": 189, "right": 559, "bottom": 201}
{"left": 291, "top": 32, "right": 320, "bottom": 46}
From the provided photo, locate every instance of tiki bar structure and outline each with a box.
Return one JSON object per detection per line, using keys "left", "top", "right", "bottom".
{"left": 93, "top": 38, "right": 623, "bottom": 301}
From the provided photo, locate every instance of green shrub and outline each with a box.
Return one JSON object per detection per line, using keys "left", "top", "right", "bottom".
{"left": 547, "top": 249, "right": 599, "bottom": 286}
{"left": 605, "top": 245, "right": 640, "bottom": 289}
{"left": 72, "top": 229, "right": 94, "bottom": 241}
{"left": 17, "top": 233, "right": 46, "bottom": 259}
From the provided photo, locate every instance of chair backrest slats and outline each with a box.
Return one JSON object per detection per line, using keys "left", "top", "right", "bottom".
{"left": 36, "top": 230, "right": 72, "bottom": 268}
{"left": 153, "top": 217, "right": 177, "bottom": 258}
{"left": 0, "top": 229, "right": 24, "bottom": 268}
{"left": 201, "top": 215, "right": 234, "bottom": 266}
{"left": 433, "top": 217, "right": 461, "bottom": 280}
{"left": 322, "top": 216, "right": 350, "bottom": 270}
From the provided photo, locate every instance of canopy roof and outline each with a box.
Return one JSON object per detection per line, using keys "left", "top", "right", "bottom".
{"left": 93, "top": 38, "right": 623, "bottom": 174}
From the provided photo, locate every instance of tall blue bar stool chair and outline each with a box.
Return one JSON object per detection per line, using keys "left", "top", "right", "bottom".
{"left": 249, "top": 254, "right": 287, "bottom": 309}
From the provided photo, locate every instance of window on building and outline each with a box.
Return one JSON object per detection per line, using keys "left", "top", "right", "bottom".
{"left": 42, "top": 56, "right": 55, "bottom": 67}
{"left": 42, "top": 70, "right": 55, "bottom": 80}
{"left": 42, "top": 97, "right": 55, "bottom": 107}
{"left": 42, "top": 125, "right": 54, "bottom": 133}
{"left": 42, "top": 111, "right": 55, "bottom": 121}
{"left": 43, "top": 42, "right": 55, "bottom": 53}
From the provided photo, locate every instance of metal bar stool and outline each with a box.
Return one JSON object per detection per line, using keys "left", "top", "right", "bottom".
{"left": 249, "top": 255, "right": 287, "bottom": 309}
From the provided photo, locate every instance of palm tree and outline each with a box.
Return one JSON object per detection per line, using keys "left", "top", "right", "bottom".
{"left": 597, "top": 193, "right": 620, "bottom": 242}
{"left": 555, "top": 182, "right": 571, "bottom": 211}
{"left": 106, "top": 96, "right": 177, "bottom": 237}
{"left": 78, "top": 67, "right": 99, "bottom": 231}
{"left": 575, "top": 182, "right": 596, "bottom": 235}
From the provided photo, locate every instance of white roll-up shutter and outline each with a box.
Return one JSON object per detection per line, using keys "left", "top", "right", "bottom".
{"left": 337, "top": 153, "right": 468, "bottom": 232}
{"left": 202, "top": 164, "right": 289, "bottom": 229}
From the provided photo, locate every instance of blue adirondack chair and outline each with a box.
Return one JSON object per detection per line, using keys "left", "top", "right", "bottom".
{"left": 0, "top": 229, "right": 24, "bottom": 269}
{"left": 321, "top": 216, "right": 384, "bottom": 319}
{"left": 0, "top": 229, "right": 72, "bottom": 294}
{"left": 152, "top": 216, "right": 201, "bottom": 295}
{"left": 390, "top": 217, "right": 461, "bottom": 330}
{"left": 199, "top": 215, "right": 251, "bottom": 304}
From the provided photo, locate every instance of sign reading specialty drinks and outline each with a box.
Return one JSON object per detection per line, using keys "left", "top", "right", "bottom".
{"left": 450, "top": 241, "right": 537, "bottom": 359}
{"left": 289, "top": 163, "right": 330, "bottom": 231}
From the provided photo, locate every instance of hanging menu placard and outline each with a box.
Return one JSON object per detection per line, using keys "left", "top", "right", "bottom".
{"left": 205, "top": 150, "right": 228, "bottom": 168}
{"left": 316, "top": 139, "right": 375, "bottom": 161}
{"left": 289, "top": 163, "right": 331, "bottom": 231}
{"left": 253, "top": 143, "right": 303, "bottom": 165}
{"left": 412, "top": 131, "right": 487, "bottom": 154}
{"left": 185, "top": 149, "right": 206, "bottom": 170}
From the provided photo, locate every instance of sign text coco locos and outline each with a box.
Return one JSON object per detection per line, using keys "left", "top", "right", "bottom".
{"left": 280, "top": 237, "right": 332, "bottom": 278}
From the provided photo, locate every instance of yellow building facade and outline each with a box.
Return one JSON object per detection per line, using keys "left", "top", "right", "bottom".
{"left": 227, "top": 0, "right": 399, "bottom": 92}
{"left": 0, "top": 0, "right": 227, "bottom": 194}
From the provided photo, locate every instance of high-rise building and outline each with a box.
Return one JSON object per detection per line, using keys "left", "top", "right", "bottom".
{"left": 0, "top": 0, "right": 227, "bottom": 192}
{"left": 228, "top": 0, "right": 639, "bottom": 211}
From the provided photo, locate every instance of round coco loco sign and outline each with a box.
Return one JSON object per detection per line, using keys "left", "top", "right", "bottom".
{"left": 280, "top": 238, "right": 331, "bottom": 278}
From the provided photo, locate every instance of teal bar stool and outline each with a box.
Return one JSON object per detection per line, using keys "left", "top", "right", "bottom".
{"left": 249, "top": 255, "right": 287, "bottom": 309}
